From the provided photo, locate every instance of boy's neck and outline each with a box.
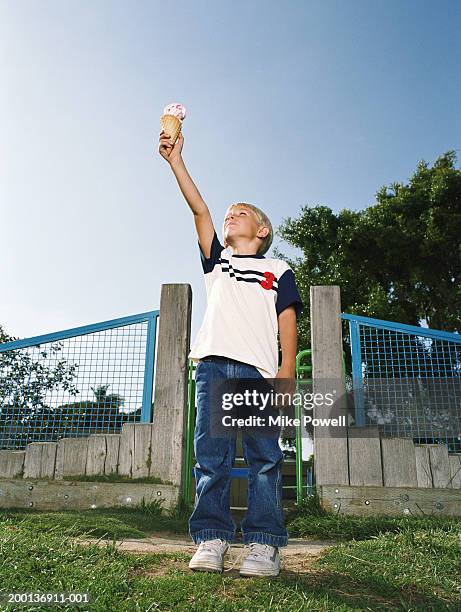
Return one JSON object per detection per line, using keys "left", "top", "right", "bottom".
{"left": 228, "top": 238, "right": 262, "bottom": 257}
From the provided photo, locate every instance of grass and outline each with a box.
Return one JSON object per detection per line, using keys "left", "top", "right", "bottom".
{"left": 0, "top": 493, "right": 460, "bottom": 610}
{"left": 285, "top": 491, "right": 461, "bottom": 542}
{"left": 0, "top": 497, "right": 192, "bottom": 540}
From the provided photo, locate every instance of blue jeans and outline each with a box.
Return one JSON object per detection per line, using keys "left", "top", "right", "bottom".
{"left": 189, "top": 355, "right": 289, "bottom": 548}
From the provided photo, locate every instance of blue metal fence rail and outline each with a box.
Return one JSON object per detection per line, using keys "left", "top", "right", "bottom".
{"left": 0, "top": 311, "right": 159, "bottom": 450}
{"left": 341, "top": 313, "right": 461, "bottom": 452}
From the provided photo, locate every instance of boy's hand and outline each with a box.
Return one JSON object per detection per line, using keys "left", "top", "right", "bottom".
{"left": 159, "top": 130, "right": 184, "bottom": 165}
{"left": 273, "top": 366, "right": 296, "bottom": 409}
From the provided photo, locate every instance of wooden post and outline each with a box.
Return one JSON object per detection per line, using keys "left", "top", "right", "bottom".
{"left": 415, "top": 444, "right": 433, "bottom": 488}
{"left": 310, "top": 286, "right": 349, "bottom": 486}
{"left": 150, "top": 284, "right": 192, "bottom": 493}
{"left": 118, "top": 423, "right": 135, "bottom": 477}
{"left": 348, "top": 426, "right": 382, "bottom": 485}
{"left": 449, "top": 454, "right": 461, "bottom": 489}
{"left": 86, "top": 435, "right": 107, "bottom": 477}
{"left": 428, "top": 444, "right": 452, "bottom": 488}
{"left": 381, "top": 438, "right": 418, "bottom": 487}
{"left": 0, "top": 451, "right": 25, "bottom": 478}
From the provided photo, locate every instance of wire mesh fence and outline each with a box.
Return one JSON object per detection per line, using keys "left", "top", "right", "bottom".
{"left": 342, "top": 314, "right": 461, "bottom": 452}
{"left": 0, "top": 311, "right": 158, "bottom": 450}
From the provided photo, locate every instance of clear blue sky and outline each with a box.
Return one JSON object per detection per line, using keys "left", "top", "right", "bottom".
{"left": 1, "top": 0, "right": 460, "bottom": 342}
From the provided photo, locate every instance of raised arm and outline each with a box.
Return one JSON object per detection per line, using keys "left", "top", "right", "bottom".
{"left": 159, "top": 130, "right": 215, "bottom": 258}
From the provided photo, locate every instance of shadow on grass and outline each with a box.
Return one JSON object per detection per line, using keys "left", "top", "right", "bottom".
{"left": 276, "top": 567, "right": 452, "bottom": 611}
{"left": 135, "top": 553, "right": 453, "bottom": 611}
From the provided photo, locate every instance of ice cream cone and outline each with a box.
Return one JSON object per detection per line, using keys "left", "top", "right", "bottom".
{"left": 160, "top": 114, "right": 182, "bottom": 145}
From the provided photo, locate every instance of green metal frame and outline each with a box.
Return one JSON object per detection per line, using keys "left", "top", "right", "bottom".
{"left": 183, "top": 358, "right": 197, "bottom": 504}
{"left": 294, "top": 349, "right": 312, "bottom": 503}
{"left": 183, "top": 350, "right": 348, "bottom": 505}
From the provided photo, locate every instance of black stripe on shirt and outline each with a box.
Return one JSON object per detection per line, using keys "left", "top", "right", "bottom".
{"left": 220, "top": 260, "right": 279, "bottom": 285}
{"left": 224, "top": 274, "right": 279, "bottom": 292}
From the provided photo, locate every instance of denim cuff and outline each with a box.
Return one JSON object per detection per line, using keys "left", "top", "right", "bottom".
{"left": 190, "top": 528, "right": 236, "bottom": 544}
{"left": 241, "top": 531, "right": 288, "bottom": 547}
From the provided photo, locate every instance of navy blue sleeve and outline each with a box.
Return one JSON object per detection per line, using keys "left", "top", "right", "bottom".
{"left": 276, "top": 268, "right": 304, "bottom": 319}
{"left": 198, "top": 230, "right": 224, "bottom": 273}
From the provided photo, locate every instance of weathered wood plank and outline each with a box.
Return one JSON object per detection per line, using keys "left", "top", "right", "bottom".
{"left": 348, "top": 426, "right": 382, "bottom": 486}
{"left": 381, "top": 438, "right": 418, "bottom": 487}
{"left": 132, "top": 424, "right": 154, "bottom": 479}
{"left": 0, "top": 451, "right": 25, "bottom": 478}
{"left": 428, "top": 444, "right": 451, "bottom": 488}
{"left": 414, "top": 444, "right": 433, "bottom": 488}
{"left": 104, "top": 434, "right": 120, "bottom": 475}
{"left": 314, "top": 438, "right": 349, "bottom": 485}
{"left": 0, "top": 479, "right": 179, "bottom": 511}
{"left": 61, "top": 438, "right": 89, "bottom": 478}
{"left": 23, "top": 443, "right": 44, "bottom": 479}
{"left": 151, "top": 284, "right": 192, "bottom": 490}
{"left": 41, "top": 443, "right": 57, "bottom": 479}
{"left": 24, "top": 443, "right": 57, "bottom": 479}
{"left": 54, "top": 439, "right": 65, "bottom": 479}
{"left": 118, "top": 423, "right": 135, "bottom": 477}
{"left": 86, "top": 435, "right": 107, "bottom": 476}
{"left": 310, "top": 286, "right": 349, "bottom": 486}
{"left": 321, "top": 484, "right": 461, "bottom": 517}
{"left": 449, "top": 454, "right": 461, "bottom": 489}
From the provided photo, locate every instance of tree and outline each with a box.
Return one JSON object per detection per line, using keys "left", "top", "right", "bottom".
{"left": 0, "top": 325, "right": 80, "bottom": 449}
{"left": 275, "top": 150, "right": 461, "bottom": 358}
{"left": 275, "top": 151, "right": 461, "bottom": 447}
{"left": 56, "top": 384, "right": 136, "bottom": 434}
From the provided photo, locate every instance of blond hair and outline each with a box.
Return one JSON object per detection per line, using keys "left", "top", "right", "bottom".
{"left": 225, "top": 202, "right": 273, "bottom": 255}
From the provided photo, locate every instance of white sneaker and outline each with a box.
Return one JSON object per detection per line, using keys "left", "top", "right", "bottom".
{"left": 188, "top": 538, "right": 230, "bottom": 572}
{"left": 239, "top": 542, "right": 280, "bottom": 577}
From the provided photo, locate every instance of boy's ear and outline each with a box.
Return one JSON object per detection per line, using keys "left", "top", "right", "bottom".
{"left": 257, "top": 226, "right": 269, "bottom": 239}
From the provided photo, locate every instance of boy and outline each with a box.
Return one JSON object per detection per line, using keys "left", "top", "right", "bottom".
{"left": 158, "top": 129, "right": 303, "bottom": 577}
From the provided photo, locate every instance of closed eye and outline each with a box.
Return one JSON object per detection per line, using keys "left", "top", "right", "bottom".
{"left": 225, "top": 210, "right": 247, "bottom": 221}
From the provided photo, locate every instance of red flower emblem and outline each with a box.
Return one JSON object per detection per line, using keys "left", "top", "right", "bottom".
{"left": 261, "top": 271, "right": 275, "bottom": 290}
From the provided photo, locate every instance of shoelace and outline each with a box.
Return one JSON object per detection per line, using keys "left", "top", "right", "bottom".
{"left": 197, "top": 538, "right": 228, "bottom": 554}
{"left": 245, "top": 542, "right": 274, "bottom": 558}
{"left": 223, "top": 542, "right": 278, "bottom": 573}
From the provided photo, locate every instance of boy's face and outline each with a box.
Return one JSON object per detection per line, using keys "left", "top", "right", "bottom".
{"left": 222, "top": 205, "right": 268, "bottom": 249}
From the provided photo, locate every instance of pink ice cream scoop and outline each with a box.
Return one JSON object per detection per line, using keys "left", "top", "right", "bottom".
{"left": 163, "top": 102, "right": 187, "bottom": 121}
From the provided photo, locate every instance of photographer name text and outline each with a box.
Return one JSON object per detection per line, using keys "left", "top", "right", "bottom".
{"left": 222, "top": 415, "right": 346, "bottom": 427}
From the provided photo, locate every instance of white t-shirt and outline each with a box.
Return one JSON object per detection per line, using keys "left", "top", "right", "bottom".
{"left": 188, "top": 231, "right": 304, "bottom": 378}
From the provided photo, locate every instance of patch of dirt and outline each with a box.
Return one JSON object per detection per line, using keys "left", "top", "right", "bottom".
{"left": 75, "top": 535, "right": 336, "bottom": 578}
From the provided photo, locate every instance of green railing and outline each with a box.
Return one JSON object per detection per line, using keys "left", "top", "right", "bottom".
{"left": 183, "top": 350, "right": 347, "bottom": 505}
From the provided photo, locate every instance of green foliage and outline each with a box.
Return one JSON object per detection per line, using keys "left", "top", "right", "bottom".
{"left": 166, "top": 496, "right": 194, "bottom": 522}
{"left": 135, "top": 497, "right": 165, "bottom": 517}
{"left": 286, "top": 488, "right": 328, "bottom": 520}
{"left": 0, "top": 326, "right": 80, "bottom": 448}
{"left": 0, "top": 327, "right": 136, "bottom": 448}
{"left": 55, "top": 384, "right": 136, "bottom": 437}
{"left": 275, "top": 151, "right": 461, "bottom": 359}
{"left": 285, "top": 490, "right": 461, "bottom": 542}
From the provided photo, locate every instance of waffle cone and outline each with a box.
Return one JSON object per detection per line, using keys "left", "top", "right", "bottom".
{"left": 160, "top": 114, "right": 182, "bottom": 144}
